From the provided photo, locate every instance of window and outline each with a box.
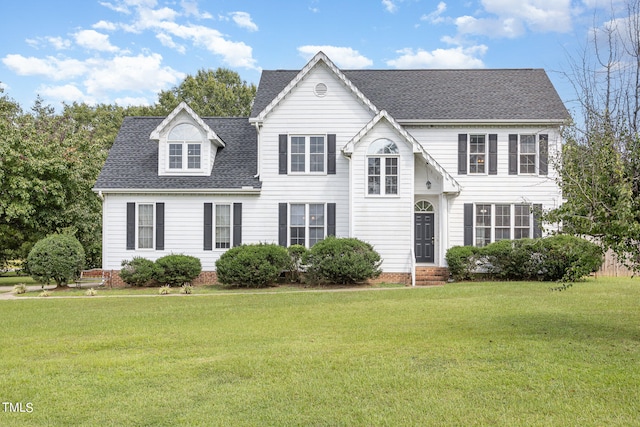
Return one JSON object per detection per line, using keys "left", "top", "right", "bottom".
{"left": 167, "top": 123, "right": 202, "bottom": 170}
{"left": 519, "top": 135, "right": 536, "bottom": 174}
{"left": 475, "top": 204, "right": 491, "bottom": 247}
{"left": 215, "top": 205, "right": 231, "bottom": 249}
{"left": 367, "top": 139, "right": 399, "bottom": 196}
{"left": 469, "top": 134, "right": 486, "bottom": 174}
{"left": 470, "top": 203, "right": 534, "bottom": 246}
{"left": 494, "top": 204, "right": 511, "bottom": 241}
{"left": 514, "top": 205, "right": 531, "bottom": 239}
{"left": 289, "top": 203, "right": 325, "bottom": 247}
{"left": 289, "top": 135, "right": 325, "bottom": 173}
{"left": 138, "top": 204, "right": 154, "bottom": 249}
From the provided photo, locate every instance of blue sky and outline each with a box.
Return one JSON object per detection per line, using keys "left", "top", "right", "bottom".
{"left": 0, "top": 0, "right": 629, "bottom": 113}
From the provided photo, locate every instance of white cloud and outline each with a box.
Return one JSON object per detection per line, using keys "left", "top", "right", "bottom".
{"left": 458, "top": 0, "right": 574, "bottom": 37}
{"left": 181, "top": 0, "right": 212, "bottom": 19}
{"left": 156, "top": 33, "right": 186, "bottom": 53}
{"left": 422, "top": 2, "right": 447, "bottom": 24}
{"left": 47, "top": 36, "right": 72, "bottom": 50}
{"left": 2, "top": 55, "right": 88, "bottom": 80}
{"left": 386, "top": 46, "right": 487, "bottom": 68}
{"left": 74, "top": 30, "right": 120, "bottom": 52}
{"left": 0, "top": 82, "right": 9, "bottom": 91}
{"left": 114, "top": 95, "right": 153, "bottom": 106}
{"left": 39, "top": 84, "right": 95, "bottom": 104}
{"left": 382, "top": 0, "right": 397, "bottom": 13}
{"left": 230, "top": 11, "right": 258, "bottom": 32}
{"left": 93, "top": 20, "right": 118, "bottom": 31}
{"left": 298, "top": 46, "right": 373, "bottom": 68}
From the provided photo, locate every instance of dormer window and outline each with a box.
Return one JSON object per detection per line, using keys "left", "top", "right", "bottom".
{"left": 168, "top": 123, "right": 203, "bottom": 171}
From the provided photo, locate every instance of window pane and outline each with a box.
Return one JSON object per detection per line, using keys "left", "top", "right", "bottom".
{"left": 138, "top": 204, "right": 153, "bottom": 249}
{"left": 215, "top": 205, "right": 231, "bottom": 249}
{"left": 519, "top": 135, "right": 536, "bottom": 174}
{"left": 290, "top": 204, "right": 305, "bottom": 226}
{"left": 309, "top": 204, "right": 325, "bottom": 246}
{"left": 187, "top": 144, "right": 201, "bottom": 169}
{"left": 514, "top": 204, "right": 530, "bottom": 239}
{"left": 495, "top": 205, "right": 510, "bottom": 227}
{"left": 291, "top": 137, "right": 305, "bottom": 172}
{"left": 368, "top": 158, "right": 381, "bottom": 195}
{"left": 168, "top": 123, "right": 201, "bottom": 140}
{"left": 310, "top": 136, "right": 325, "bottom": 172}
{"left": 475, "top": 204, "right": 491, "bottom": 247}
{"left": 368, "top": 139, "right": 399, "bottom": 154}
{"left": 169, "top": 144, "right": 182, "bottom": 169}
{"left": 469, "top": 135, "right": 486, "bottom": 174}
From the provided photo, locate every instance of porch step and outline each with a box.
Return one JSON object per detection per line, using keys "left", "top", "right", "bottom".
{"left": 414, "top": 267, "right": 449, "bottom": 286}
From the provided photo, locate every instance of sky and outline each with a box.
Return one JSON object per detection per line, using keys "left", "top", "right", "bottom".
{"left": 0, "top": 0, "right": 631, "bottom": 114}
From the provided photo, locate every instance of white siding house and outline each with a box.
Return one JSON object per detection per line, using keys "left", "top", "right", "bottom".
{"left": 94, "top": 52, "right": 568, "bottom": 285}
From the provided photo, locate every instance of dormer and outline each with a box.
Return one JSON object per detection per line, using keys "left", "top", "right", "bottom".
{"left": 150, "top": 102, "right": 225, "bottom": 177}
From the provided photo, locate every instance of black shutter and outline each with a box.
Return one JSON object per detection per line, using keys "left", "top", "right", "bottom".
{"left": 458, "top": 134, "right": 467, "bottom": 175}
{"left": 327, "top": 203, "right": 336, "bottom": 236}
{"left": 539, "top": 134, "right": 548, "bottom": 176}
{"left": 327, "top": 134, "right": 336, "bottom": 174}
{"left": 508, "top": 134, "right": 518, "bottom": 175}
{"left": 279, "top": 134, "right": 288, "bottom": 175}
{"left": 233, "top": 203, "right": 242, "bottom": 247}
{"left": 463, "top": 203, "right": 473, "bottom": 246}
{"left": 204, "top": 203, "right": 212, "bottom": 251}
{"left": 155, "top": 203, "right": 164, "bottom": 250}
{"left": 489, "top": 134, "right": 498, "bottom": 175}
{"left": 278, "top": 203, "right": 288, "bottom": 247}
{"left": 126, "top": 203, "right": 135, "bottom": 250}
{"left": 533, "top": 203, "right": 543, "bottom": 238}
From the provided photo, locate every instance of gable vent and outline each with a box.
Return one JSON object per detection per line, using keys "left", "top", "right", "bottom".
{"left": 314, "top": 83, "right": 328, "bottom": 97}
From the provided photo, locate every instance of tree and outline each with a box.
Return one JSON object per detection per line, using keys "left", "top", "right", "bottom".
{"left": 550, "top": 0, "right": 640, "bottom": 271}
{"left": 27, "top": 234, "right": 85, "bottom": 287}
{"left": 155, "top": 68, "right": 256, "bottom": 116}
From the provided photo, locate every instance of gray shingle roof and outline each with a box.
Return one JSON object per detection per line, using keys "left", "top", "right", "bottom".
{"left": 250, "top": 69, "right": 569, "bottom": 121}
{"left": 94, "top": 117, "right": 260, "bottom": 190}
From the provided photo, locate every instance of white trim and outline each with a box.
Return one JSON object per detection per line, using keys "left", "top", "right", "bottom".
{"left": 150, "top": 102, "right": 225, "bottom": 147}
{"left": 94, "top": 188, "right": 261, "bottom": 195}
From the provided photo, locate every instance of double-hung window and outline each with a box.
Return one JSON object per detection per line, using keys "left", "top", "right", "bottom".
{"left": 367, "top": 139, "right": 399, "bottom": 196}
{"left": 471, "top": 203, "right": 534, "bottom": 247}
{"left": 289, "top": 203, "right": 325, "bottom": 247}
{"left": 137, "top": 204, "right": 154, "bottom": 249}
{"left": 469, "top": 134, "right": 486, "bottom": 174}
{"left": 289, "top": 135, "right": 325, "bottom": 173}
{"left": 215, "top": 205, "right": 231, "bottom": 249}
{"left": 519, "top": 135, "right": 536, "bottom": 174}
{"left": 168, "top": 123, "right": 202, "bottom": 171}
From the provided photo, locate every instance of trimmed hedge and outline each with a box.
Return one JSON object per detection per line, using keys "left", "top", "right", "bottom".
{"left": 27, "top": 234, "right": 85, "bottom": 286}
{"left": 305, "top": 236, "right": 382, "bottom": 285}
{"left": 154, "top": 254, "right": 202, "bottom": 286}
{"left": 120, "top": 257, "right": 158, "bottom": 286}
{"left": 446, "top": 235, "right": 603, "bottom": 282}
{"left": 215, "top": 243, "right": 290, "bottom": 288}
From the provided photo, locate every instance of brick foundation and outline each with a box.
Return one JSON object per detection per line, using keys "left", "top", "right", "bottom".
{"left": 369, "top": 272, "right": 412, "bottom": 286}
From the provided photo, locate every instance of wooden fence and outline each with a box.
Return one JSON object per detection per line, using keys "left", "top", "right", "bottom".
{"left": 595, "top": 250, "right": 635, "bottom": 277}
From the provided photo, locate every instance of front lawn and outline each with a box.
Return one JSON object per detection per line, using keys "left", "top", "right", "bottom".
{"left": 1, "top": 278, "right": 638, "bottom": 426}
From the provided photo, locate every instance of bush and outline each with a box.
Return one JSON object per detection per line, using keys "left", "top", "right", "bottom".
{"left": 154, "top": 254, "right": 202, "bottom": 286}
{"left": 120, "top": 257, "right": 157, "bottom": 286}
{"left": 27, "top": 234, "right": 85, "bottom": 287}
{"left": 445, "top": 245, "right": 479, "bottom": 281}
{"left": 287, "top": 244, "right": 308, "bottom": 282}
{"left": 445, "top": 235, "right": 603, "bottom": 282}
{"left": 305, "top": 236, "right": 382, "bottom": 285}
{"left": 215, "top": 243, "right": 290, "bottom": 288}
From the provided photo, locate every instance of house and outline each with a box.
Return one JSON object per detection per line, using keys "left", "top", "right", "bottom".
{"left": 94, "top": 52, "right": 569, "bottom": 285}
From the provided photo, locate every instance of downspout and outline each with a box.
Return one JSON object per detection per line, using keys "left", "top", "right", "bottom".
{"left": 341, "top": 149, "right": 353, "bottom": 237}
{"left": 252, "top": 122, "right": 261, "bottom": 178}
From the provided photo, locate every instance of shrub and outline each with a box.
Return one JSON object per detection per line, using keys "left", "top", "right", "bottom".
{"left": 154, "top": 254, "right": 202, "bottom": 286}
{"left": 120, "top": 257, "right": 157, "bottom": 286}
{"left": 85, "top": 288, "right": 98, "bottom": 296}
{"left": 305, "top": 236, "right": 382, "bottom": 285}
{"left": 27, "top": 234, "right": 85, "bottom": 287}
{"left": 180, "top": 284, "right": 193, "bottom": 294}
{"left": 159, "top": 285, "right": 171, "bottom": 295}
{"left": 215, "top": 243, "right": 290, "bottom": 288}
{"left": 445, "top": 245, "right": 479, "bottom": 281}
{"left": 12, "top": 283, "right": 27, "bottom": 295}
{"left": 445, "top": 235, "right": 603, "bottom": 282}
{"left": 287, "top": 244, "right": 308, "bottom": 282}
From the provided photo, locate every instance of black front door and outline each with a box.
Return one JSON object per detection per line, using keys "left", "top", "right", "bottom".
{"left": 415, "top": 213, "right": 435, "bottom": 263}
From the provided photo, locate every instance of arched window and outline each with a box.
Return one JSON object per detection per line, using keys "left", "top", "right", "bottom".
{"left": 168, "top": 123, "right": 203, "bottom": 170}
{"left": 414, "top": 200, "right": 434, "bottom": 212}
{"left": 367, "top": 139, "right": 399, "bottom": 195}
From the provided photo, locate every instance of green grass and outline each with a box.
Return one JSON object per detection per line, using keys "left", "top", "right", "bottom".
{"left": 0, "top": 274, "right": 37, "bottom": 287}
{"left": 1, "top": 278, "right": 639, "bottom": 426}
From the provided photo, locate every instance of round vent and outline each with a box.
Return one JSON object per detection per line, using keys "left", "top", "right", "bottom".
{"left": 314, "top": 83, "right": 328, "bottom": 97}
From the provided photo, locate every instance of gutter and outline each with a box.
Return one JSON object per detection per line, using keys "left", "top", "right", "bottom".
{"left": 92, "top": 187, "right": 262, "bottom": 195}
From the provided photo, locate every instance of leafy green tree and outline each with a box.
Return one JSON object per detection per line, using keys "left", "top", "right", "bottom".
{"left": 155, "top": 68, "right": 256, "bottom": 116}
{"left": 27, "top": 233, "right": 85, "bottom": 287}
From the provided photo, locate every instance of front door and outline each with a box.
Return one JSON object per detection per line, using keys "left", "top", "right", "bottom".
{"left": 415, "top": 213, "right": 435, "bottom": 263}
